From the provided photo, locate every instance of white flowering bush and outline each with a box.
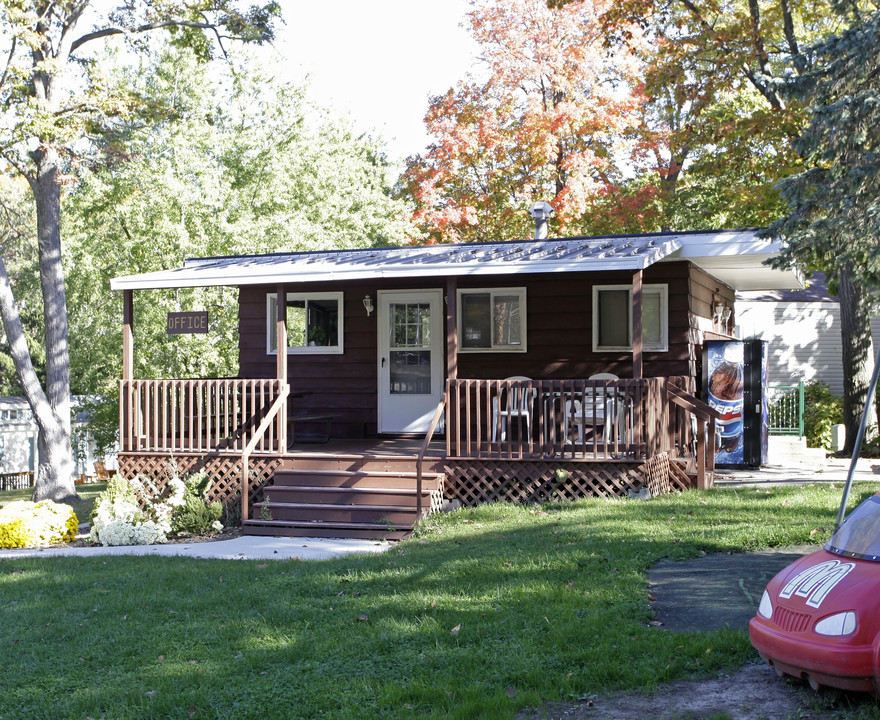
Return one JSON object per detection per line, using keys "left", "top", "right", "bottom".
{"left": 90, "top": 468, "right": 223, "bottom": 547}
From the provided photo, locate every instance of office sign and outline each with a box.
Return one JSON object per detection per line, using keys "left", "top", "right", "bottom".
{"left": 167, "top": 311, "right": 209, "bottom": 334}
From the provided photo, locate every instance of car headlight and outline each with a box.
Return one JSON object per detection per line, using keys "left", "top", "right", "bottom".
{"left": 815, "top": 611, "right": 857, "bottom": 636}
{"left": 758, "top": 590, "right": 773, "bottom": 619}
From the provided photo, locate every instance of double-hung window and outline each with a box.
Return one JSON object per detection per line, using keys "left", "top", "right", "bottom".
{"left": 267, "top": 292, "right": 343, "bottom": 354}
{"left": 592, "top": 284, "right": 668, "bottom": 352}
{"left": 457, "top": 288, "right": 527, "bottom": 352}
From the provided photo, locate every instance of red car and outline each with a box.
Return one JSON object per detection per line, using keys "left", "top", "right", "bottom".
{"left": 750, "top": 491, "right": 880, "bottom": 694}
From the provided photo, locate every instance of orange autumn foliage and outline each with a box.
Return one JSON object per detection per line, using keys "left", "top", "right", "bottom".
{"left": 401, "top": 0, "right": 653, "bottom": 243}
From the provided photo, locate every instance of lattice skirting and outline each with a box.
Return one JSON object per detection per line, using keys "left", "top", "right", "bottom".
{"left": 117, "top": 453, "right": 281, "bottom": 520}
{"left": 443, "top": 456, "right": 694, "bottom": 506}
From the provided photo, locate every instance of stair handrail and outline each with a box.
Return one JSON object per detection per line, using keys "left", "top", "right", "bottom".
{"left": 241, "top": 383, "right": 290, "bottom": 524}
{"left": 416, "top": 394, "right": 447, "bottom": 521}
{"left": 665, "top": 383, "right": 721, "bottom": 489}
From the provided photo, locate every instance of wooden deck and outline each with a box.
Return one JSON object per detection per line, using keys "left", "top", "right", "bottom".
{"left": 117, "top": 377, "right": 716, "bottom": 539}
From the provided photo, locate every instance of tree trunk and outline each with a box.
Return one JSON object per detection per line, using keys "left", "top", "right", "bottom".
{"left": 25, "top": 145, "right": 77, "bottom": 502}
{"left": 837, "top": 267, "right": 877, "bottom": 454}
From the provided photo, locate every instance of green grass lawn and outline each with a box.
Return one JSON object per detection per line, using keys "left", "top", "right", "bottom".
{"left": 2, "top": 482, "right": 880, "bottom": 720}
{"left": 0, "top": 481, "right": 106, "bottom": 525}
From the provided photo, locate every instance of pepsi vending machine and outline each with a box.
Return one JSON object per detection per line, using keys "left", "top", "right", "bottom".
{"left": 704, "top": 339, "right": 769, "bottom": 468}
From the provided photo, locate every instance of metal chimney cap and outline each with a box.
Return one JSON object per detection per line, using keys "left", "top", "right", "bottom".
{"left": 529, "top": 201, "right": 554, "bottom": 220}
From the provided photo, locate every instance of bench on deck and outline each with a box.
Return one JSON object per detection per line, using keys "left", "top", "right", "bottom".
{"left": 288, "top": 413, "right": 337, "bottom": 446}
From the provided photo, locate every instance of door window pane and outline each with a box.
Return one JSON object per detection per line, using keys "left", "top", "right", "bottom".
{"left": 390, "top": 350, "right": 431, "bottom": 394}
{"left": 391, "top": 303, "right": 430, "bottom": 348}
{"left": 390, "top": 301, "right": 431, "bottom": 395}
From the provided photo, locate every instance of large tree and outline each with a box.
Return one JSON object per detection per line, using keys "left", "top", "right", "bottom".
{"left": 766, "top": 12, "right": 880, "bottom": 450}
{"left": 60, "top": 44, "right": 417, "bottom": 452}
{"left": 401, "top": 0, "right": 650, "bottom": 243}
{"left": 0, "top": 1, "right": 279, "bottom": 502}
{"left": 584, "top": 0, "right": 859, "bottom": 231}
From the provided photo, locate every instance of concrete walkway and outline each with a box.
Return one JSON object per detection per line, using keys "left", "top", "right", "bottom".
{"left": 0, "top": 534, "right": 392, "bottom": 561}
{"left": 715, "top": 456, "right": 880, "bottom": 487}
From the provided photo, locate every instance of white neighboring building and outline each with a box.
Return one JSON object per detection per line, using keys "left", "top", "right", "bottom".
{"left": 0, "top": 397, "right": 117, "bottom": 478}
{"left": 736, "top": 273, "right": 880, "bottom": 394}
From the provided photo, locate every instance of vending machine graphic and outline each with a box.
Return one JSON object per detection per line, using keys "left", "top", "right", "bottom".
{"left": 704, "top": 339, "right": 768, "bottom": 467}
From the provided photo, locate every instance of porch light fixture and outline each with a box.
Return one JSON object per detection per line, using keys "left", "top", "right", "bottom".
{"left": 713, "top": 299, "right": 725, "bottom": 328}
{"left": 363, "top": 295, "right": 374, "bottom": 316}
{"left": 721, "top": 304, "right": 732, "bottom": 332}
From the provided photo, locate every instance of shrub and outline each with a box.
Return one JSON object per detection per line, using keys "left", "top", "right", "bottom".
{"left": 90, "top": 489, "right": 168, "bottom": 546}
{"left": 170, "top": 471, "right": 223, "bottom": 536}
{"left": 803, "top": 381, "right": 844, "bottom": 450}
{"left": 0, "top": 500, "right": 78, "bottom": 549}
{"left": 89, "top": 467, "right": 222, "bottom": 546}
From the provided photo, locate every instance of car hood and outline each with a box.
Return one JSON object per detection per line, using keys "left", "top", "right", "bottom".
{"left": 767, "top": 548, "right": 879, "bottom": 617}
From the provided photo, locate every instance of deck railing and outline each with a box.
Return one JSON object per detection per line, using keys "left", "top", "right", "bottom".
{"left": 119, "top": 379, "right": 288, "bottom": 455}
{"left": 445, "top": 378, "right": 667, "bottom": 461}
{"left": 444, "top": 377, "right": 716, "bottom": 482}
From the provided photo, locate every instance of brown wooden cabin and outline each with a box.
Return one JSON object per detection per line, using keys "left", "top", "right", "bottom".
{"left": 110, "top": 228, "right": 801, "bottom": 539}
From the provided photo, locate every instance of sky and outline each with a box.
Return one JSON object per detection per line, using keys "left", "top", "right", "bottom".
{"left": 270, "top": 0, "right": 479, "bottom": 164}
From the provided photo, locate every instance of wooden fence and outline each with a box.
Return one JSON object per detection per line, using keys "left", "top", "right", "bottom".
{"left": 0, "top": 471, "right": 34, "bottom": 491}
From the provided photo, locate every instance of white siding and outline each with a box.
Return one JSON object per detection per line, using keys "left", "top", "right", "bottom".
{"left": 736, "top": 301, "right": 880, "bottom": 394}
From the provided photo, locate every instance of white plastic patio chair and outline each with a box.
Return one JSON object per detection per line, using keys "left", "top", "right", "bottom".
{"left": 564, "top": 373, "right": 619, "bottom": 445}
{"left": 491, "top": 376, "right": 536, "bottom": 442}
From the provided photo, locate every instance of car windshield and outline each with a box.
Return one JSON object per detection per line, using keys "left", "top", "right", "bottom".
{"left": 826, "top": 495, "right": 880, "bottom": 561}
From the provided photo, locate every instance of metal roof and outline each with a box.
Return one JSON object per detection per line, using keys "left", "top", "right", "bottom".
{"left": 110, "top": 228, "right": 801, "bottom": 292}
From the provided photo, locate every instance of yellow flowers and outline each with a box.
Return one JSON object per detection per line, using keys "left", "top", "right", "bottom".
{"left": 0, "top": 500, "right": 78, "bottom": 549}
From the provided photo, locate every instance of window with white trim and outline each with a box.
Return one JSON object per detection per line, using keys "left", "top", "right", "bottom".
{"left": 267, "top": 292, "right": 343, "bottom": 354}
{"left": 592, "top": 284, "right": 668, "bottom": 352}
{"left": 457, "top": 288, "right": 527, "bottom": 352}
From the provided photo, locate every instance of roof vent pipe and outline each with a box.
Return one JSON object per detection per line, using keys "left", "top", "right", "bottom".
{"left": 529, "top": 201, "right": 554, "bottom": 240}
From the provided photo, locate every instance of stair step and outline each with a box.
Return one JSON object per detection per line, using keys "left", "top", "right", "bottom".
{"left": 243, "top": 519, "right": 411, "bottom": 540}
{"left": 253, "top": 501, "right": 420, "bottom": 524}
{"left": 283, "top": 456, "right": 445, "bottom": 474}
{"left": 273, "top": 469, "right": 443, "bottom": 490}
{"left": 263, "top": 486, "right": 435, "bottom": 506}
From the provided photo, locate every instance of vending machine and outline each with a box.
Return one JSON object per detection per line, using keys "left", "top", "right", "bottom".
{"left": 704, "top": 338, "right": 769, "bottom": 468}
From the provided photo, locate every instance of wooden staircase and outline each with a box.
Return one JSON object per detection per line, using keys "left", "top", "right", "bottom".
{"left": 243, "top": 452, "right": 445, "bottom": 540}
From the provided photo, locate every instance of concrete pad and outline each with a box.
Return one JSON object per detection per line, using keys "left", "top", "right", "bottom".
{"left": 0, "top": 535, "right": 392, "bottom": 561}
{"left": 649, "top": 546, "right": 819, "bottom": 632}
{"left": 715, "top": 457, "right": 880, "bottom": 487}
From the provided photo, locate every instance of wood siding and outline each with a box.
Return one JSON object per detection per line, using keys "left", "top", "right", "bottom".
{"left": 688, "top": 265, "right": 736, "bottom": 394}
{"left": 237, "top": 262, "right": 710, "bottom": 438}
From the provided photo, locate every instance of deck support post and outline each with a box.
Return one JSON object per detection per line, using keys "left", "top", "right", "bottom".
{"left": 123, "top": 289, "right": 134, "bottom": 381}
{"left": 632, "top": 270, "right": 643, "bottom": 380}
{"left": 276, "top": 284, "right": 288, "bottom": 382}
{"left": 121, "top": 290, "right": 134, "bottom": 454}
{"left": 446, "top": 276, "right": 457, "bottom": 381}
{"left": 445, "top": 277, "right": 457, "bottom": 456}
{"left": 275, "top": 284, "right": 288, "bottom": 457}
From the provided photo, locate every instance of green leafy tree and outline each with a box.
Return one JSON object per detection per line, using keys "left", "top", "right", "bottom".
{"left": 766, "top": 12, "right": 880, "bottom": 451}
{"left": 61, "top": 44, "right": 417, "bottom": 451}
{"left": 0, "top": 1, "right": 279, "bottom": 502}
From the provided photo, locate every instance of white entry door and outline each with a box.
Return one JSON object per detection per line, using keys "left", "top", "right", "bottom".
{"left": 378, "top": 290, "right": 444, "bottom": 433}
